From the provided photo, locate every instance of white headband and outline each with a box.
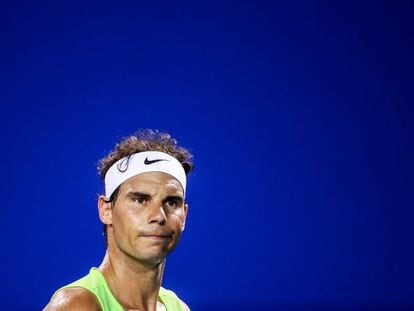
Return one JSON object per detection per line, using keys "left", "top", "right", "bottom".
{"left": 104, "top": 151, "right": 187, "bottom": 198}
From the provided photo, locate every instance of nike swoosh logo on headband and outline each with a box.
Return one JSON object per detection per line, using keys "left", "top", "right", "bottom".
{"left": 144, "top": 157, "right": 168, "bottom": 165}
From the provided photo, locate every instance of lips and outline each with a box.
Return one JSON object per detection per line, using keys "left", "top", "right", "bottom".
{"left": 143, "top": 236, "right": 170, "bottom": 240}
{"left": 140, "top": 233, "right": 173, "bottom": 239}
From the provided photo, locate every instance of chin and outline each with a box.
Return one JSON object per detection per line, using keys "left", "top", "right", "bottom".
{"left": 133, "top": 248, "right": 170, "bottom": 263}
{"left": 136, "top": 254, "right": 167, "bottom": 266}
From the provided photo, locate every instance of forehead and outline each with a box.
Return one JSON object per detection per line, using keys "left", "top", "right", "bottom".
{"left": 120, "top": 171, "right": 184, "bottom": 195}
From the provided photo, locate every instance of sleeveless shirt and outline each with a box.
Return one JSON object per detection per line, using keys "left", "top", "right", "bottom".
{"left": 54, "top": 268, "right": 184, "bottom": 311}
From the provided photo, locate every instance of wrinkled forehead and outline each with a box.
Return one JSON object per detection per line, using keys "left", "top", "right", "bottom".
{"left": 119, "top": 171, "right": 184, "bottom": 196}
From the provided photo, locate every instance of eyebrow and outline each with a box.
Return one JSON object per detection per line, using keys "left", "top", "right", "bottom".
{"left": 126, "top": 191, "right": 151, "bottom": 199}
{"left": 126, "top": 191, "right": 184, "bottom": 202}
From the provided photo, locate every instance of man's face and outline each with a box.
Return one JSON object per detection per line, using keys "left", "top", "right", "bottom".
{"left": 101, "top": 171, "right": 187, "bottom": 266}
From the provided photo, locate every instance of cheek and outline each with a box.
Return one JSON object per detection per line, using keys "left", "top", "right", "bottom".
{"left": 112, "top": 208, "right": 138, "bottom": 232}
{"left": 170, "top": 210, "right": 186, "bottom": 227}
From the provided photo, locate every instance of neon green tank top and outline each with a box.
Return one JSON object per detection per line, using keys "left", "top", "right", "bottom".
{"left": 55, "top": 268, "right": 184, "bottom": 311}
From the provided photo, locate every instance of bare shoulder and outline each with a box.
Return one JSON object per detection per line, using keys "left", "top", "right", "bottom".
{"left": 43, "top": 287, "right": 101, "bottom": 311}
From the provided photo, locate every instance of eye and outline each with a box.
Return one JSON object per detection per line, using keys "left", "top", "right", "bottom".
{"left": 164, "top": 198, "right": 182, "bottom": 209}
{"left": 134, "top": 196, "right": 148, "bottom": 204}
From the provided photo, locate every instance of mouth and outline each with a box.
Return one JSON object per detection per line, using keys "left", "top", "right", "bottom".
{"left": 140, "top": 234, "right": 172, "bottom": 240}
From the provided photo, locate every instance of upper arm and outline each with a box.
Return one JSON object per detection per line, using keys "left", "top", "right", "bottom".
{"left": 43, "top": 288, "right": 101, "bottom": 311}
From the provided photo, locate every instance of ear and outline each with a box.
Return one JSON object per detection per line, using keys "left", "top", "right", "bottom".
{"left": 182, "top": 203, "right": 189, "bottom": 231}
{"left": 98, "top": 195, "right": 113, "bottom": 225}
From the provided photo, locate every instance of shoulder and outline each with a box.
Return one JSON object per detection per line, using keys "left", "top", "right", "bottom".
{"left": 159, "top": 287, "right": 191, "bottom": 311}
{"left": 43, "top": 287, "right": 102, "bottom": 311}
{"left": 178, "top": 298, "right": 191, "bottom": 311}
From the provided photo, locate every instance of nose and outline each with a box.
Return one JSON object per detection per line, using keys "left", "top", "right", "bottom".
{"left": 147, "top": 201, "right": 167, "bottom": 225}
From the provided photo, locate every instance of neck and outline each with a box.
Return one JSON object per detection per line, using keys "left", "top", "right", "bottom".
{"left": 98, "top": 249, "right": 166, "bottom": 311}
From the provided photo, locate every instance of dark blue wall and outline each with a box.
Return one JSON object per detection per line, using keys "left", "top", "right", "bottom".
{"left": 1, "top": 1, "right": 413, "bottom": 310}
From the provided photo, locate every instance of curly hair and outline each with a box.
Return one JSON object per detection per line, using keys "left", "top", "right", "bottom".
{"left": 98, "top": 129, "right": 194, "bottom": 245}
{"left": 98, "top": 129, "right": 194, "bottom": 181}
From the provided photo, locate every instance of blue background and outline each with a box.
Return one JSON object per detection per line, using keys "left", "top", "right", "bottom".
{"left": 1, "top": 1, "right": 413, "bottom": 310}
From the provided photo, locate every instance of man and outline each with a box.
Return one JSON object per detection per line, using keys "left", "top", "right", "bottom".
{"left": 44, "top": 129, "right": 194, "bottom": 311}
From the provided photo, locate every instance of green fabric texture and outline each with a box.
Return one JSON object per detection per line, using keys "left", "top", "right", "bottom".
{"left": 54, "top": 268, "right": 183, "bottom": 311}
